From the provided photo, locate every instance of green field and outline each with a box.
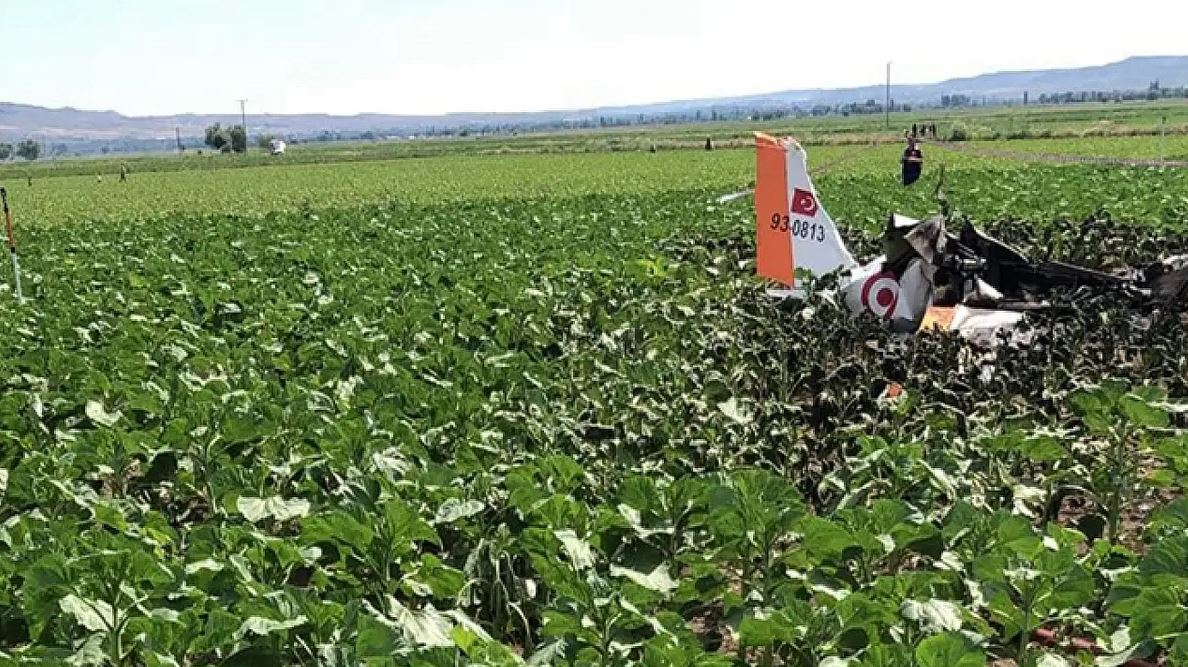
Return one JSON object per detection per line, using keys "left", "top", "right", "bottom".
{"left": 4, "top": 98, "right": 1188, "bottom": 183}
{"left": 7, "top": 133, "right": 1188, "bottom": 228}
{"left": 1, "top": 124, "right": 1187, "bottom": 666}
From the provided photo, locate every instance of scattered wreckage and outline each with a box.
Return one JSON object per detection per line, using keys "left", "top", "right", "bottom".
{"left": 746, "top": 133, "right": 1188, "bottom": 344}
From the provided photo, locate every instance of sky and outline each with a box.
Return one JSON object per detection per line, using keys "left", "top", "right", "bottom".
{"left": 7, "top": 0, "right": 1188, "bottom": 117}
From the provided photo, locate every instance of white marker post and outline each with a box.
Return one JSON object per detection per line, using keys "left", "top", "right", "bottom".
{"left": 0, "top": 188, "right": 22, "bottom": 302}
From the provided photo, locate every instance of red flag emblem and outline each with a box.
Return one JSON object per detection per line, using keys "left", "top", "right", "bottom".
{"left": 790, "top": 188, "right": 818, "bottom": 217}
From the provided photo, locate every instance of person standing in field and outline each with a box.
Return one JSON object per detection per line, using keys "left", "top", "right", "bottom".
{"left": 119, "top": 164, "right": 128, "bottom": 182}
{"left": 901, "top": 137, "right": 924, "bottom": 186}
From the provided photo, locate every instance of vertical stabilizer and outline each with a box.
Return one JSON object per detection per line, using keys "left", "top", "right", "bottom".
{"left": 754, "top": 134, "right": 857, "bottom": 287}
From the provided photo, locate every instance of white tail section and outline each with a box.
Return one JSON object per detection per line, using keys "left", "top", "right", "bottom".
{"left": 783, "top": 138, "right": 858, "bottom": 276}
{"left": 755, "top": 134, "right": 857, "bottom": 287}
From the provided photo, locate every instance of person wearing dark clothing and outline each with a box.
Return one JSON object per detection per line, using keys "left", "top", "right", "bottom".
{"left": 911, "top": 123, "right": 918, "bottom": 138}
{"left": 901, "top": 138, "right": 924, "bottom": 186}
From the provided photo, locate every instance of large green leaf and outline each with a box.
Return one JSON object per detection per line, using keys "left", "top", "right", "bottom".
{"left": 1119, "top": 394, "right": 1170, "bottom": 428}
{"left": 236, "top": 496, "right": 312, "bottom": 523}
{"left": 232, "top": 615, "right": 308, "bottom": 641}
{"left": 84, "top": 399, "right": 123, "bottom": 428}
{"left": 610, "top": 563, "right": 677, "bottom": 595}
{"left": 899, "top": 599, "right": 963, "bottom": 634}
{"left": 434, "top": 498, "right": 485, "bottom": 524}
{"left": 554, "top": 530, "right": 597, "bottom": 570}
{"left": 914, "top": 632, "right": 984, "bottom": 667}
{"left": 59, "top": 594, "right": 113, "bottom": 633}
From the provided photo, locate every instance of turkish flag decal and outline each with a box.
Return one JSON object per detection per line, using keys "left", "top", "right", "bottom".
{"left": 790, "top": 188, "right": 818, "bottom": 217}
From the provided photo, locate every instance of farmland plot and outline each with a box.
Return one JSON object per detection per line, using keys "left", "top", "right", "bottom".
{"left": 0, "top": 149, "right": 1187, "bottom": 666}
{"left": 8, "top": 138, "right": 1188, "bottom": 227}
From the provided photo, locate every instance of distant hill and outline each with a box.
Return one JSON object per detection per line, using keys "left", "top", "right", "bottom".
{"left": 619, "top": 56, "right": 1188, "bottom": 113}
{"left": 2, "top": 56, "right": 1186, "bottom": 153}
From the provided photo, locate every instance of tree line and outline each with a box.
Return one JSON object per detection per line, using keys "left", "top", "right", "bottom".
{"left": 1033, "top": 84, "right": 1188, "bottom": 105}
{"left": 0, "top": 140, "right": 42, "bottom": 161}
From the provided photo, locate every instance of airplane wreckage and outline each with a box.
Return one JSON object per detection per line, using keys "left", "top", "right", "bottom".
{"left": 740, "top": 133, "right": 1188, "bottom": 344}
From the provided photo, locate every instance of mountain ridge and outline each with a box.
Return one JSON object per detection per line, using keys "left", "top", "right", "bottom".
{"left": 2, "top": 55, "right": 1185, "bottom": 150}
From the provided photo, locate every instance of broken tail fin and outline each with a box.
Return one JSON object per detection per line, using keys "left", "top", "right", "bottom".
{"left": 754, "top": 133, "right": 857, "bottom": 287}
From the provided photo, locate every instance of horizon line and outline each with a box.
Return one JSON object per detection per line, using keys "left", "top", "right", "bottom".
{"left": 3, "top": 54, "right": 1184, "bottom": 120}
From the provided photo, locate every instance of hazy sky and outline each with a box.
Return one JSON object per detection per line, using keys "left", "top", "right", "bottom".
{"left": 8, "top": 0, "right": 1187, "bottom": 116}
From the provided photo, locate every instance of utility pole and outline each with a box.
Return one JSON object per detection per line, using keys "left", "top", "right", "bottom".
{"left": 238, "top": 99, "right": 248, "bottom": 152}
{"left": 175, "top": 127, "right": 182, "bottom": 154}
{"left": 885, "top": 61, "right": 892, "bottom": 130}
{"left": 1161, "top": 114, "right": 1167, "bottom": 159}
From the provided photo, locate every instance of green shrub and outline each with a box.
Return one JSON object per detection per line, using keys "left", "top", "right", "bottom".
{"left": 947, "top": 123, "right": 970, "bottom": 141}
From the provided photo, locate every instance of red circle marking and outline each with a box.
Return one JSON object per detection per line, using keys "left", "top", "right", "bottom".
{"left": 860, "top": 272, "right": 900, "bottom": 319}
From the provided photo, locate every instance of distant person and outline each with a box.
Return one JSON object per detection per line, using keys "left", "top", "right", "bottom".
{"left": 911, "top": 123, "right": 918, "bottom": 138}
{"left": 119, "top": 164, "right": 128, "bottom": 182}
{"left": 705, "top": 137, "right": 714, "bottom": 151}
{"left": 901, "top": 138, "right": 924, "bottom": 186}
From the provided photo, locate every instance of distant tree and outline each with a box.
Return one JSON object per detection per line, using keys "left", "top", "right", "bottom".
{"left": 204, "top": 123, "right": 229, "bottom": 151}
{"left": 228, "top": 125, "right": 247, "bottom": 153}
{"left": 0, "top": 143, "right": 11, "bottom": 160}
{"left": 15, "top": 140, "right": 40, "bottom": 161}
{"left": 257, "top": 134, "right": 277, "bottom": 150}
